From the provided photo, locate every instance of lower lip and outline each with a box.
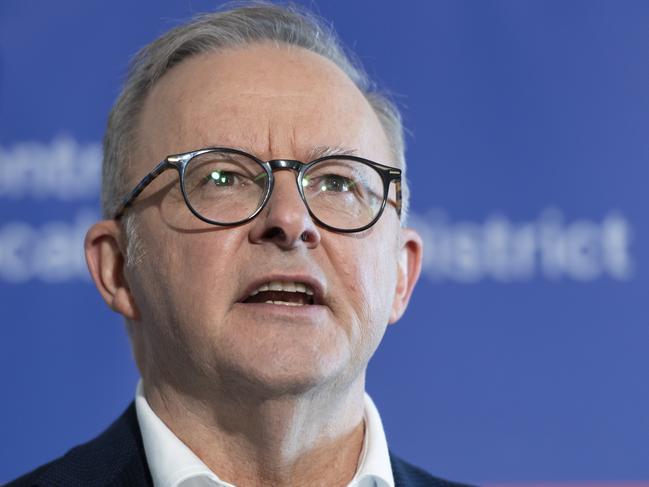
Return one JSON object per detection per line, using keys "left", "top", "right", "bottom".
{"left": 232, "top": 302, "right": 329, "bottom": 321}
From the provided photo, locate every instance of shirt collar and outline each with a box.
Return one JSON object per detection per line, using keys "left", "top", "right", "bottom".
{"left": 349, "top": 388, "right": 394, "bottom": 487}
{"left": 135, "top": 379, "right": 393, "bottom": 487}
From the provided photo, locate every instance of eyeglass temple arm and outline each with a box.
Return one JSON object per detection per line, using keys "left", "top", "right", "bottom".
{"left": 384, "top": 168, "right": 402, "bottom": 217}
{"left": 113, "top": 159, "right": 172, "bottom": 220}
{"left": 392, "top": 179, "right": 402, "bottom": 217}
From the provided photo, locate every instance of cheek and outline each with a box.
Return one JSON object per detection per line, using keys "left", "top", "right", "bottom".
{"left": 128, "top": 225, "right": 249, "bottom": 376}
{"left": 333, "top": 235, "right": 399, "bottom": 338}
{"left": 131, "top": 222, "right": 242, "bottom": 337}
{"left": 365, "top": 247, "right": 399, "bottom": 323}
{"left": 164, "top": 230, "right": 244, "bottom": 315}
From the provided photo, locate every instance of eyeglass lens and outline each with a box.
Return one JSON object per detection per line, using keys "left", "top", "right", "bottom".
{"left": 181, "top": 150, "right": 386, "bottom": 230}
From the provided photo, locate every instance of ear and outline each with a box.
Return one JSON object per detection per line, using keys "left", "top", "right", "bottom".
{"left": 84, "top": 220, "right": 139, "bottom": 320}
{"left": 389, "top": 227, "right": 423, "bottom": 324}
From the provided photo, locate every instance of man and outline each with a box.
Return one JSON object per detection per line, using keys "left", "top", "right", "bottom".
{"left": 9, "top": 4, "right": 472, "bottom": 487}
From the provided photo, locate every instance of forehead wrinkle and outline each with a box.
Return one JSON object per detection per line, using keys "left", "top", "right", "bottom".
{"left": 188, "top": 141, "right": 261, "bottom": 157}
{"left": 267, "top": 116, "right": 280, "bottom": 160}
{"left": 235, "top": 91, "right": 321, "bottom": 98}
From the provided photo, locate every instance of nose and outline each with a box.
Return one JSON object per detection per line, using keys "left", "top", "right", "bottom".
{"left": 248, "top": 169, "right": 321, "bottom": 249}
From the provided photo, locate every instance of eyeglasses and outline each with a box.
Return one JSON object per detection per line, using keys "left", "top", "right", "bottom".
{"left": 114, "top": 147, "right": 402, "bottom": 233}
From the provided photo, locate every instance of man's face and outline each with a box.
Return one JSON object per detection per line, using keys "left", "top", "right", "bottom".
{"left": 112, "top": 43, "right": 419, "bottom": 397}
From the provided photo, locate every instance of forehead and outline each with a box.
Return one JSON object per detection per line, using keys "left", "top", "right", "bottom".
{"left": 135, "top": 42, "right": 391, "bottom": 167}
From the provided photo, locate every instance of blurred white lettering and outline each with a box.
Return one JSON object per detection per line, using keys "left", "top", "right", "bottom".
{"left": 0, "top": 210, "right": 96, "bottom": 283}
{"left": 0, "top": 136, "right": 101, "bottom": 200}
{"left": 411, "top": 209, "right": 634, "bottom": 283}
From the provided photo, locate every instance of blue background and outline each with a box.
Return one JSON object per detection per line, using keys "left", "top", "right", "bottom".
{"left": 1, "top": 1, "right": 648, "bottom": 485}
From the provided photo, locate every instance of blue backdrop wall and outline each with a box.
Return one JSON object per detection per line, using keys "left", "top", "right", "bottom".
{"left": 1, "top": 1, "right": 648, "bottom": 485}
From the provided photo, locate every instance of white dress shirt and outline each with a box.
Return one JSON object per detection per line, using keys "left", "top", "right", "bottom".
{"left": 135, "top": 380, "right": 394, "bottom": 487}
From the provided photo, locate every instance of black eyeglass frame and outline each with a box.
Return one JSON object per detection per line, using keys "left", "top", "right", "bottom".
{"left": 113, "top": 147, "right": 402, "bottom": 233}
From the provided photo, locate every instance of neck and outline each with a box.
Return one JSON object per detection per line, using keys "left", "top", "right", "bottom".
{"left": 143, "top": 375, "right": 367, "bottom": 487}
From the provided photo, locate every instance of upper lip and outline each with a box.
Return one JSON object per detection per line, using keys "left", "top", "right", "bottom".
{"left": 238, "top": 273, "right": 326, "bottom": 305}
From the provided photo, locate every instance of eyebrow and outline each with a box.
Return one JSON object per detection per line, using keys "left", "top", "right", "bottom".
{"left": 199, "top": 143, "right": 359, "bottom": 161}
{"left": 307, "top": 145, "right": 358, "bottom": 160}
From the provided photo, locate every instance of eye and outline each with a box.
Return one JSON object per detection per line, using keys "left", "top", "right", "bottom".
{"left": 207, "top": 170, "right": 239, "bottom": 187}
{"left": 305, "top": 174, "right": 356, "bottom": 193}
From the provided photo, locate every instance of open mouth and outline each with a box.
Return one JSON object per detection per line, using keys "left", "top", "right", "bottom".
{"left": 242, "top": 280, "right": 316, "bottom": 306}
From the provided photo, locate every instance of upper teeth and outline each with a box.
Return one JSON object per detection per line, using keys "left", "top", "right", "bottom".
{"left": 250, "top": 280, "right": 315, "bottom": 296}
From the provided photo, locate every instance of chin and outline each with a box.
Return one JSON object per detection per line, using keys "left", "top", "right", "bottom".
{"left": 218, "top": 349, "right": 354, "bottom": 399}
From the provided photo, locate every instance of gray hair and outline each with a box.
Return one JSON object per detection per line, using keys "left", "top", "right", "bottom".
{"left": 102, "top": 2, "right": 409, "bottom": 242}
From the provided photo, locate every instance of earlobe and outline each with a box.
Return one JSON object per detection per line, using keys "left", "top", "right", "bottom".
{"left": 389, "top": 227, "right": 423, "bottom": 324}
{"left": 84, "top": 220, "right": 139, "bottom": 320}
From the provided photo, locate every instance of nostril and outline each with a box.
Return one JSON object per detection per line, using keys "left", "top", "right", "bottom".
{"left": 263, "top": 227, "right": 287, "bottom": 241}
{"left": 300, "top": 231, "right": 316, "bottom": 243}
{"left": 297, "top": 229, "right": 320, "bottom": 248}
{"left": 258, "top": 226, "right": 319, "bottom": 248}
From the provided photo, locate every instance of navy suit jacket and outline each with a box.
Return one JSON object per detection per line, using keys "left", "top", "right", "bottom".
{"left": 8, "top": 403, "right": 475, "bottom": 487}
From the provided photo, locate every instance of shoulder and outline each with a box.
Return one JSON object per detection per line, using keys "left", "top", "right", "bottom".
{"left": 390, "top": 452, "right": 478, "bottom": 487}
{"left": 6, "top": 403, "right": 152, "bottom": 487}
